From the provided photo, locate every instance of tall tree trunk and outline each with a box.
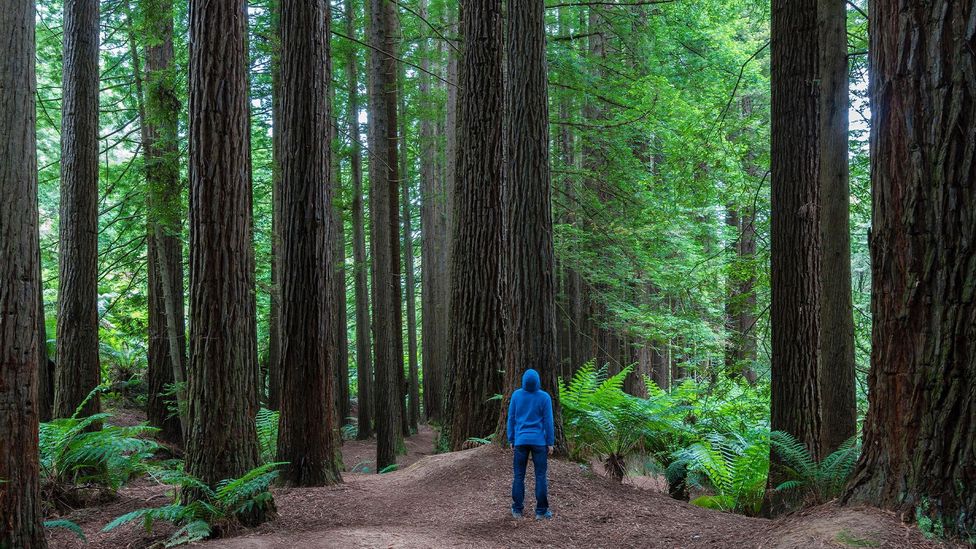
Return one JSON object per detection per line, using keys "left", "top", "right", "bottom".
{"left": 346, "top": 0, "right": 373, "bottom": 440}
{"left": 367, "top": 0, "right": 404, "bottom": 468}
{"left": 186, "top": 0, "right": 268, "bottom": 521}
{"left": 275, "top": 0, "right": 343, "bottom": 486}
{"left": 0, "top": 1, "right": 48, "bottom": 543}
{"left": 769, "top": 0, "right": 822, "bottom": 479}
{"left": 843, "top": 1, "right": 976, "bottom": 536}
{"left": 400, "top": 114, "right": 421, "bottom": 433}
{"left": 134, "top": 0, "right": 186, "bottom": 445}
{"left": 497, "top": 0, "right": 563, "bottom": 449}
{"left": 418, "top": 0, "right": 445, "bottom": 424}
{"left": 332, "top": 202, "right": 351, "bottom": 428}
{"left": 816, "top": 0, "right": 855, "bottom": 457}
{"left": 267, "top": 0, "right": 283, "bottom": 411}
{"left": 36, "top": 244, "right": 53, "bottom": 422}
{"left": 55, "top": 0, "right": 101, "bottom": 420}
{"left": 447, "top": 0, "right": 505, "bottom": 451}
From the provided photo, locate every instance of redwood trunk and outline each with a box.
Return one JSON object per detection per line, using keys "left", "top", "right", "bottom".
{"left": 816, "top": 0, "right": 855, "bottom": 457}
{"left": 769, "top": 0, "right": 822, "bottom": 475}
{"left": 185, "top": 0, "right": 266, "bottom": 515}
{"left": 0, "top": 1, "right": 48, "bottom": 543}
{"left": 367, "top": 0, "right": 404, "bottom": 468}
{"left": 275, "top": 0, "right": 343, "bottom": 486}
{"left": 497, "top": 0, "right": 563, "bottom": 449}
{"left": 55, "top": 0, "right": 101, "bottom": 420}
{"left": 843, "top": 1, "right": 976, "bottom": 535}
{"left": 447, "top": 0, "right": 505, "bottom": 450}
{"left": 346, "top": 0, "right": 373, "bottom": 440}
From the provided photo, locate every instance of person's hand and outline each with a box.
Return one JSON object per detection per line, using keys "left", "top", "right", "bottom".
{"left": 548, "top": 446, "right": 554, "bottom": 456}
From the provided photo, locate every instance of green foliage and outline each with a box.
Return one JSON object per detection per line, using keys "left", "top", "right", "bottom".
{"left": 379, "top": 464, "right": 398, "bottom": 474}
{"left": 44, "top": 519, "right": 86, "bottom": 541}
{"left": 770, "top": 432, "right": 859, "bottom": 505}
{"left": 40, "top": 389, "right": 161, "bottom": 491}
{"left": 673, "top": 429, "right": 769, "bottom": 516}
{"left": 103, "top": 462, "right": 283, "bottom": 546}
{"left": 560, "top": 364, "right": 689, "bottom": 480}
{"left": 255, "top": 408, "right": 279, "bottom": 464}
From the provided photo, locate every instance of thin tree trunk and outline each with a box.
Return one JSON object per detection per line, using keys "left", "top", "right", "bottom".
{"left": 768, "top": 0, "right": 823, "bottom": 504}
{"left": 186, "top": 0, "right": 268, "bottom": 522}
{"left": 267, "top": 0, "right": 283, "bottom": 412}
{"left": 497, "top": 0, "right": 563, "bottom": 450}
{"left": 55, "top": 0, "right": 101, "bottom": 420}
{"left": 0, "top": 1, "right": 48, "bottom": 542}
{"left": 36, "top": 243, "right": 53, "bottom": 423}
{"left": 367, "top": 0, "right": 404, "bottom": 468}
{"left": 275, "top": 0, "right": 343, "bottom": 486}
{"left": 332, "top": 202, "right": 351, "bottom": 428}
{"left": 346, "top": 0, "right": 373, "bottom": 440}
{"left": 447, "top": 0, "right": 505, "bottom": 450}
{"left": 400, "top": 112, "right": 421, "bottom": 433}
{"left": 816, "top": 0, "right": 855, "bottom": 457}
{"left": 843, "top": 1, "right": 976, "bottom": 536}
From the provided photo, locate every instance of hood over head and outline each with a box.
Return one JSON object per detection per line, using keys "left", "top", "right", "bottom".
{"left": 521, "top": 369, "right": 541, "bottom": 392}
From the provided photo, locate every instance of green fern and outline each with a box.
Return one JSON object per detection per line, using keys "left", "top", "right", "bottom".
{"left": 675, "top": 429, "right": 769, "bottom": 516}
{"left": 770, "top": 431, "right": 859, "bottom": 505}
{"left": 44, "top": 519, "right": 86, "bottom": 541}
{"left": 255, "top": 408, "right": 279, "bottom": 463}
{"left": 103, "top": 462, "right": 284, "bottom": 546}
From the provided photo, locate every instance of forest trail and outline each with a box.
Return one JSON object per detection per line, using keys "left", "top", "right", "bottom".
{"left": 49, "top": 426, "right": 941, "bottom": 549}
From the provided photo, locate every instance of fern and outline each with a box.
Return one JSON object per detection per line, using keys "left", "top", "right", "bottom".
{"left": 44, "top": 519, "right": 86, "bottom": 541}
{"left": 255, "top": 408, "right": 279, "bottom": 463}
{"left": 674, "top": 429, "right": 769, "bottom": 516}
{"left": 770, "top": 431, "right": 859, "bottom": 505}
{"left": 103, "top": 462, "right": 284, "bottom": 546}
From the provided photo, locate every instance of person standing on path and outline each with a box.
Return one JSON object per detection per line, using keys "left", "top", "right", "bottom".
{"left": 507, "top": 368, "right": 555, "bottom": 520}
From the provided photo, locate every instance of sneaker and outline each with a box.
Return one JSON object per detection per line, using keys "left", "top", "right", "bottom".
{"left": 511, "top": 509, "right": 524, "bottom": 519}
{"left": 535, "top": 510, "right": 553, "bottom": 520}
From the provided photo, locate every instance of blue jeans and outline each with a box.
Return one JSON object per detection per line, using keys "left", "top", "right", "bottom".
{"left": 512, "top": 445, "right": 549, "bottom": 515}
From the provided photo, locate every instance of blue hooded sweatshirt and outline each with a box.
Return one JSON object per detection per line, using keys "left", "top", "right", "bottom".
{"left": 507, "top": 369, "right": 555, "bottom": 447}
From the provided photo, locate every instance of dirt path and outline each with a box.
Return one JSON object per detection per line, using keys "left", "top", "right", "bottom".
{"left": 47, "top": 426, "right": 946, "bottom": 548}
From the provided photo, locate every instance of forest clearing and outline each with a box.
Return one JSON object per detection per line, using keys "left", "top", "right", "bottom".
{"left": 2, "top": 0, "right": 975, "bottom": 547}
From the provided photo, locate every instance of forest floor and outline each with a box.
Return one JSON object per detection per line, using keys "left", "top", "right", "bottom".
{"left": 47, "top": 416, "right": 948, "bottom": 549}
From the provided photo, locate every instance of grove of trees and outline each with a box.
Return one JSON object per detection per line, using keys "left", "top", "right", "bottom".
{"left": 1, "top": 0, "right": 974, "bottom": 545}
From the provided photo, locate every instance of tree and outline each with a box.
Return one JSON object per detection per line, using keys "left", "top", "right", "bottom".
{"left": 55, "top": 0, "right": 101, "bottom": 420}
{"left": 418, "top": 0, "right": 450, "bottom": 424}
{"left": 768, "top": 0, "right": 822, "bottom": 476}
{"left": 400, "top": 113, "right": 421, "bottom": 433}
{"left": 844, "top": 0, "right": 976, "bottom": 536}
{"left": 134, "top": 0, "right": 187, "bottom": 445}
{"left": 0, "top": 1, "right": 48, "bottom": 544}
{"left": 345, "top": 0, "right": 373, "bottom": 440}
{"left": 816, "top": 0, "right": 855, "bottom": 457}
{"left": 267, "top": 0, "right": 283, "bottom": 411}
{"left": 497, "top": 0, "right": 562, "bottom": 448}
{"left": 446, "top": 0, "right": 505, "bottom": 451}
{"left": 367, "top": 0, "right": 404, "bottom": 468}
{"left": 185, "top": 0, "right": 267, "bottom": 520}
{"left": 275, "top": 0, "right": 343, "bottom": 487}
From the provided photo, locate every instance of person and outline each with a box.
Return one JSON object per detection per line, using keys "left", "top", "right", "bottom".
{"left": 507, "top": 368, "right": 555, "bottom": 520}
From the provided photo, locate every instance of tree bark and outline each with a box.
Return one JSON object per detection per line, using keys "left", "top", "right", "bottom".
{"left": 55, "top": 0, "right": 101, "bottom": 420}
{"left": 185, "top": 0, "right": 267, "bottom": 520}
{"left": 400, "top": 110, "right": 421, "bottom": 433}
{"left": 367, "top": 0, "right": 404, "bottom": 468}
{"left": 497, "top": 0, "right": 563, "bottom": 450}
{"left": 346, "top": 0, "right": 373, "bottom": 440}
{"left": 816, "top": 0, "right": 855, "bottom": 457}
{"left": 0, "top": 1, "right": 48, "bottom": 543}
{"left": 36, "top": 244, "right": 53, "bottom": 423}
{"left": 332, "top": 202, "right": 351, "bottom": 428}
{"left": 134, "top": 0, "right": 187, "bottom": 445}
{"left": 769, "top": 0, "right": 822, "bottom": 478}
{"left": 447, "top": 0, "right": 505, "bottom": 450}
{"left": 267, "top": 0, "right": 283, "bottom": 412}
{"left": 843, "top": 1, "right": 976, "bottom": 536}
{"left": 275, "top": 0, "right": 343, "bottom": 486}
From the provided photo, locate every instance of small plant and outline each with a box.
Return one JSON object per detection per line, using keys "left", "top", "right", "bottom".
{"left": 44, "top": 519, "right": 86, "bottom": 541}
{"left": 673, "top": 429, "right": 770, "bottom": 516}
{"left": 560, "top": 364, "right": 688, "bottom": 481}
{"left": 770, "top": 431, "right": 859, "bottom": 505}
{"left": 341, "top": 418, "right": 358, "bottom": 441}
{"left": 103, "top": 462, "right": 284, "bottom": 546}
{"left": 255, "top": 408, "right": 279, "bottom": 463}
{"left": 40, "top": 387, "right": 161, "bottom": 493}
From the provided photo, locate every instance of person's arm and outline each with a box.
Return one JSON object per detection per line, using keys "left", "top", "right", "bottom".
{"left": 544, "top": 393, "right": 555, "bottom": 447}
{"left": 507, "top": 393, "right": 517, "bottom": 446}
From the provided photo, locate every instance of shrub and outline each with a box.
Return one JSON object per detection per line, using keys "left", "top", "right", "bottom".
{"left": 672, "top": 429, "right": 770, "bottom": 516}
{"left": 103, "top": 462, "right": 283, "bottom": 546}
{"left": 770, "top": 431, "right": 859, "bottom": 505}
